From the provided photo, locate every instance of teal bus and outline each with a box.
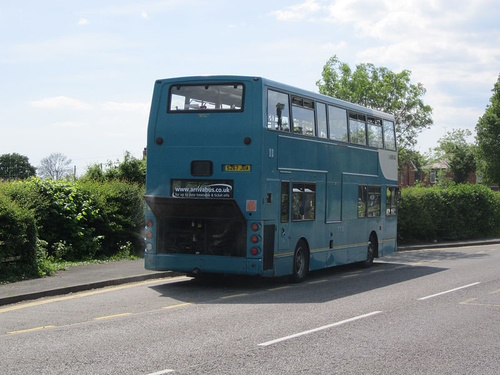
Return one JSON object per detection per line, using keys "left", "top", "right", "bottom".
{"left": 144, "top": 75, "right": 398, "bottom": 281}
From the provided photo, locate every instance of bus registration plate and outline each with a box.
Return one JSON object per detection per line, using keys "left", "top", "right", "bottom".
{"left": 224, "top": 164, "right": 251, "bottom": 172}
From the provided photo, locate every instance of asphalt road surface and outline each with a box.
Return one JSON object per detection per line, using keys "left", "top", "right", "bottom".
{"left": 1, "top": 243, "right": 499, "bottom": 374}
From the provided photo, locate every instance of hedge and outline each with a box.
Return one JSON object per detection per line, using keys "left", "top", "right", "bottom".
{"left": 0, "top": 192, "right": 36, "bottom": 261}
{"left": 398, "top": 184, "right": 500, "bottom": 243}
{"left": 78, "top": 181, "right": 145, "bottom": 257}
{"left": 0, "top": 191, "right": 38, "bottom": 279}
{"left": 0, "top": 178, "right": 144, "bottom": 264}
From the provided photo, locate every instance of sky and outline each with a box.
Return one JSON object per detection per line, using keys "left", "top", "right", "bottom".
{"left": 1, "top": 0, "right": 499, "bottom": 176}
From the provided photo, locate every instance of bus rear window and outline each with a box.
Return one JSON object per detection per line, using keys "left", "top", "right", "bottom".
{"left": 169, "top": 83, "right": 244, "bottom": 112}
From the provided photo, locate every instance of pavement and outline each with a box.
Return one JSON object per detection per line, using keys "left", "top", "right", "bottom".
{"left": 1, "top": 238, "right": 499, "bottom": 307}
{"left": 0, "top": 259, "right": 176, "bottom": 307}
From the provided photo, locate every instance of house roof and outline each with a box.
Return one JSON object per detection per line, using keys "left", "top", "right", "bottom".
{"left": 424, "top": 159, "right": 450, "bottom": 170}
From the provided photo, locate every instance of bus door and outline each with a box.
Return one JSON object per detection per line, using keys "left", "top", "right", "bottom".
{"left": 279, "top": 177, "right": 318, "bottom": 250}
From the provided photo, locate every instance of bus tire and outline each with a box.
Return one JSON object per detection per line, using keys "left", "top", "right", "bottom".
{"left": 291, "top": 239, "right": 309, "bottom": 283}
{"left": 359, "top": 236, "right": 376, "bottom": 268}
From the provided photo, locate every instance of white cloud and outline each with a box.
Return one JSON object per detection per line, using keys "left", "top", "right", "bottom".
{"left": 30, "top": 97, "right": 150, "bottom": 114}
{"left": 98, "top": 1, "right": 189, "bottom": 17}
{"left": 78, "top": 17, "right": 89, "bottom": 26}
{"left": 51, "top": 121, "right": 87, "bottom": 129}
{"left": 102, "top": 101, "right": 150, "bottom": 113}
{"left": 6, "top": 33, "right": 143, "bottom": 65}
{"left": 269, "top": 0, "right": 322, "bottom": 21}
{"left": 269, "top": 0, "right": 500, "bottom": 146}
{"left": 30, "top": 96, "right": 92, "bottom": 110}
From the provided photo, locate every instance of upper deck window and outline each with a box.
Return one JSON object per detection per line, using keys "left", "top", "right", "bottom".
{"left": 367, "top": 117, "right": 384, "bottom": 149}
{"left": 169, "top": 83, "right": 244, "bottom": 112}
{"left": 383, "top": 120, "right": 397, "bottom": 150}
{"left": 316, "top": 103, "right": 328, "bottom": 139}
{"left": 328, "top": 106, "right": 348, "bottom": 142}
{"left": 291, "top": 96, "right": 315, "bottom": 136}
{"left": 268, "top": 90, "right": 290, "bottom": 131}
{"left": 349, "top": 113, "right": 367, "bottom": 146}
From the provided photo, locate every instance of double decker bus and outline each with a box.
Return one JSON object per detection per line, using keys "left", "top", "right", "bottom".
{"left": 144, "top": 76, "right": 398, "bottom": 282}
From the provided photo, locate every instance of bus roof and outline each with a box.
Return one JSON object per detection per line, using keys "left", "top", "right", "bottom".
{"left": 155, "top": 75, "right": 395, "bottom": 121}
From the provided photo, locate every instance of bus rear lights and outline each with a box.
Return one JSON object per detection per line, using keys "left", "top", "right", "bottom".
{"left": 250, "top": 247, "right": 260, "bottom": 256}
{"left": 146, "top": 244, "right": 153, "bottom": 251}
{"left": 251, "top": 234, "right": 260, "bottom": 243}
{"left": 244, "top": 137, "right": 252, "bottom": 145}
{"left": 146, "top": 220, "right": 154, "bottom": 228}
{"left": 251, "top": 223, "right": 260, "bottom": 231}
{"left": 155, "top": 137, "right": 164, "bottom": 145}
{"left": 146, "top": 231, "right": 153, "bottom": 240}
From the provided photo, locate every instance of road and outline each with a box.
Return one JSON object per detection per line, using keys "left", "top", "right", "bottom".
{"left": 1, "top": 244, "right": 499, "bottom": 374}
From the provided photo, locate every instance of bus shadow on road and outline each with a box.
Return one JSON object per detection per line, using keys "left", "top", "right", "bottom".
{"left": 148, "top": 260, "right": 451, "bottom": 305}
{"left": 383, "top": 248, "right": 490, "bottom": 263}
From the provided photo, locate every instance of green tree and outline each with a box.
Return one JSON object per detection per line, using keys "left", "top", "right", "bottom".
{"left": 116, "top": 151, "right": 146, "bottom": 184}
{"left": 83, "top": 164, "right": 105, "bottom": 183}
{"left": 0, "top": 153, "right": 36, "bottom": 180}
{"left": 316, "top": 55, "right": 433, "bottom": 150}
{"left": 433, "top": 129, "right": 476, "bottom": 184}
{"left": 476, "top": 74, "right": 500, "bottom": 185}
{"left": 82, "top": 151, "right": 145, "bottom": 185}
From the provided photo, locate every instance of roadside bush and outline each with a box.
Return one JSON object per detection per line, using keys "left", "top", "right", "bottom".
{"left": 0, "top": 191, "right": 38, "bottom": 279}
{"left": 1, "top": 179, "right": 101, "bottom": 261}
{"left": 1, "top": 179, "right": 144, "bottom": 263}
{"left": 398, "top": 184, "right": 500, "bottom": 243}
{"left": 23, "top": 178, "right": 104, "bottom": 260}
{"left": 79, "top": 181, "right": 145, "bottom": 257}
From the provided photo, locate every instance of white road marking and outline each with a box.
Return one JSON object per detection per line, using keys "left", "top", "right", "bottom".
{"left": 418, "top": 282, "right": 481, "bottom": 300}
{"left": 258, "top": 311, "right": 382, "bottom": 347}
{"left": 145, "top": 369, "right": 175, "bottom": 375}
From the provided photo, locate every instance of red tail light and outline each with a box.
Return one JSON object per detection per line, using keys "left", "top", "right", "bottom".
{"left": 250, "top": 247, "right": 259, "bottom": 256}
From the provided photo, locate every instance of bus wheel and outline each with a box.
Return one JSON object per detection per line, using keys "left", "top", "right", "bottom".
{"left": 359, "top": 239, "right": 375, "bottom": 268}
{"left": 291, "top": 240, "right": 309, "bottom": 283}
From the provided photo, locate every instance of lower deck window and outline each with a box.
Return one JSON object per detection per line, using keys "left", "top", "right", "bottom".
{"left": 386, "top": 187, "right": 398, "bottom": 216}
{"left": 281, "top": 182, "right": 290, "bottom": 222}
{"left": 358, "top": 185, "right": 381, "bottom": 218}
{"left": 292, "top": 183, "right": 316, "bottom": 221}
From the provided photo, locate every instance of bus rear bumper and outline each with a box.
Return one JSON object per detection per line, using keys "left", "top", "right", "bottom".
{"left": 145, "top": 253, "right": 263, "bottom": 276}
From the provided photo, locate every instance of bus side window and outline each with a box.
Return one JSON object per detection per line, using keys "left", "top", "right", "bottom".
{"left": 358, "top": 185, "right": 381, "bottom": 217}
{"left": 292, "top": 105, "right": 315, "bottom": 136}
{"left": 268, "top": 90, "right": 290, "bottom": 132}
{"left": 328, "top": 106, "right": 348, "bottom": 142}
{"left": 349, "top": 113, "right": 367, "bottom": 146}
{"left": 291, "top": 96, "right": 315, "bottom": 136}
{"left": 367, "top": 186, "right": 381, "bottom": 217}
{"left": 386, "top": 187, "right": 398, "bottom": 216}
{"left": 292, "top": 183, "right": 316, "bottom": 221}
{"left": 383, "top": 120, "right": 396, "bottom": 150}
{"left": 367, "top": 117, "right": 384, "bottom": 148}
{"left": 316, "top": 102, "right": 328, "bottom": 138}
{"left": 358, "top": 185, "right": 368, "bottom": 218}
{"left": 281, "top": 182, "right": 290, "bottom": 222}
